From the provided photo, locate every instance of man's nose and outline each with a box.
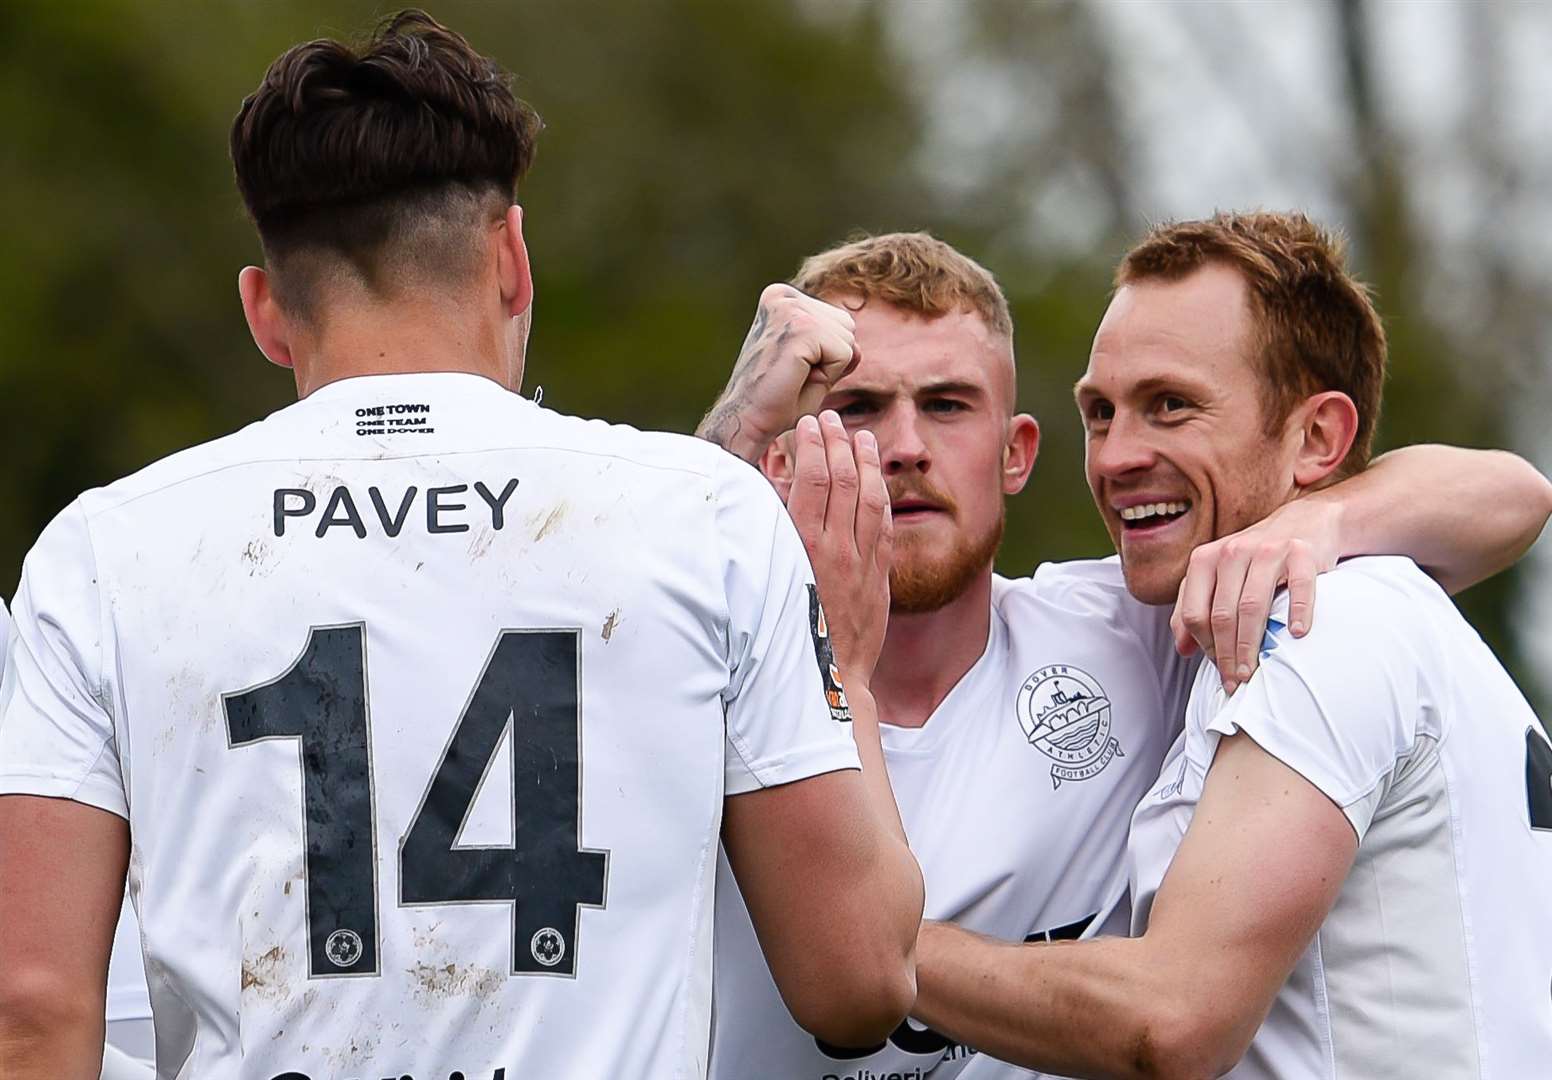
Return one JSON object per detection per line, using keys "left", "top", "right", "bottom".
{"left": 876, "top": 405, "right": 930, "bottom": 475}
{"left": 1090, "top": 412, "right": 1156, "bottom": 478}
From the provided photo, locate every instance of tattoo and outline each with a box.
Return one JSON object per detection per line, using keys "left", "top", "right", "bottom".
{"left": 696, "top": 406, "right": 745, "bottom": 454}
{"left": 695, "top": 300, "right": 779, "bottom": 461}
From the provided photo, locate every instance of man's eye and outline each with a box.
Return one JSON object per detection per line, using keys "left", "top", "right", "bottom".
{"left": 925, "top": 399, "right": 967, "bottom": 414}
{"left": 836, "top": 401, "right": 873, "bottom": 418}
{"left": 1087, "top": 401, "right": 1114, "bottom": 422}
{"left": 1160, "top": 395, "right": 1190, "bottom": 414}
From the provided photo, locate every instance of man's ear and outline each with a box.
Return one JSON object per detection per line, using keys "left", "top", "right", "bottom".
{"left": 1002, "top": 414, "right": 1040, "bottom": 495}
{"left": 760, "top": 430, "right": 797, "bottom": 504}
{"left": 237, "top": 266, "right": 294, "bottom": 370}
{"left": 497, "top": 204, "right": 534, "bottom": 318}
{"left": 1292, "top": 391, "right": 1359, "bottom": 488}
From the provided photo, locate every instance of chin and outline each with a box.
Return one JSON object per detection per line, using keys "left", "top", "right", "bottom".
{"left": 1120, "top": 561, "right": 1183, "bottom": 606}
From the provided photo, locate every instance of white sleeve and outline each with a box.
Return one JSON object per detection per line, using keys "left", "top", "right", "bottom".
{"left": 1202, "top": 581, "right": 1417, "bottom": 841}
{"left": 714, "top": 455, "right": 861, "bottom": 796}
{"left": 0, "top": 596, "right": 11, "bottom": 667}
{"left": 0, "top": 501, "right": 127, "bottom": 818}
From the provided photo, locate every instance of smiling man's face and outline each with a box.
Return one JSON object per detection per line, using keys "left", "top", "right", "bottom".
{"left": 821, "top": 298, "right": 1038, "bottom": 613}
{"left": 1077, "top": 263, "right": 1297, "bottom": 604}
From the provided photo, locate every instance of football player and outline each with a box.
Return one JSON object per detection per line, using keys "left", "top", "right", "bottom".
{"left": 911, "top": 212, "right": 1552, "bottom": 1077}
{"left": 698, "top": 231, "right": 1551, "bottom": 1078}
{"left": 0, "top": 12, "right": 922, "bottom": 1079}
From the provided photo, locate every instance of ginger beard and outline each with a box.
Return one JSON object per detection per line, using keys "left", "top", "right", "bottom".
{"left": 886, "top": 479, "right": 1005, "bottom": 614}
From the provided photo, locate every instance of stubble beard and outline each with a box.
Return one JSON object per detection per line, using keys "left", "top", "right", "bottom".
{"left": 889, "top": 508, "right": 1005, "bottom": 614}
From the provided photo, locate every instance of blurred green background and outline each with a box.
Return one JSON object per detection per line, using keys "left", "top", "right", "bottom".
{"left": 2, "top": 0, "right": 1547, "bottom": 709}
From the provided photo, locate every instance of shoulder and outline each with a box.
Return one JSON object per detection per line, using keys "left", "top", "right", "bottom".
{"left": 527, "top": 408, "right": 737, "bottom": 482}
{"left": 73, "top": 419, "right": 275, "bottom": 523}
{"left": 1269, "top": 556, "right": 1445, "bottom": 653}
{"left": 999, "top": 556, "right": 1125, "bottom": 607}
{"left": 998, "top": 556, "right": 1168, "bottom": 632}
{"left": 1211, "top": 557, "right": 1444, "bottom": 737}
{"left": 995, "top": 557, "right": 1179, "bottom": 675}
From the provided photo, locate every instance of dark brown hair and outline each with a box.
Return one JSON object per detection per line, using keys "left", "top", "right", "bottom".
{"left": 1117, "top": 211, "right": 1387, "bottom": 476}
{"left": 791, "top": 232, "right": 1014, "bottom": 341}
{"left": 230, "top": 9, "right": 541, "bottom": 318}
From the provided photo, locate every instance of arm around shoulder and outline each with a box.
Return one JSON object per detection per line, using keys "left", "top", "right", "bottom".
{"left": 1330, "top": 444, "right": 1552, "bottom": 594}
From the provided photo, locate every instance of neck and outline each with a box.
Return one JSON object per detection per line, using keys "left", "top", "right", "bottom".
{"left": 873, "top": 568, "right": 994, "bottom": 730}
{"left": 289, "top": 297, "right": 518, "bottom": 398}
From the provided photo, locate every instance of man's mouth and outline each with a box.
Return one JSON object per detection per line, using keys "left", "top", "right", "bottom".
{"left": 1117, "top": 500, "right": 1191, "bottom": 534}
{"left": 891, "top": 497, "right": 947, "bottom": 521}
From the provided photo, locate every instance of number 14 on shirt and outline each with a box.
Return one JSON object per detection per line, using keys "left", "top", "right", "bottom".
{"left": 223, "top": 624, "right": 610, "bottom": 979}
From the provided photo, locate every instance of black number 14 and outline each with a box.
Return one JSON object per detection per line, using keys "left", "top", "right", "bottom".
{"left": 224, "top": 625, "right": 608, "bottom": 978}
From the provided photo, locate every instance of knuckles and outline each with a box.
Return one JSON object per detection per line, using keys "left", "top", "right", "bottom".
{"left": 1188, "top": 543, "right": 1221, "bottom": 570}
{"left": 759, "top": 282, "right": 800, "bottom": 307}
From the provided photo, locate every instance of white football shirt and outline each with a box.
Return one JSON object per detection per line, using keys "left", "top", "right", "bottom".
{"left": 711, "top": 558, "right": 1195, "bottom": 1080}
{"left": 0, "top": 372, "right": 859, "bottom": 1080}
{"left": 1129, "top": 556, "right": 1552, "bottom": 1077}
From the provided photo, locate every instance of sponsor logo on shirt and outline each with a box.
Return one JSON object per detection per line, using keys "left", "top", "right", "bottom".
{"left": 807, "top": 585, "right": 852, "bottom": 723}
{"left": 1016, "top": 664, "right": 1124, "bottom": 788}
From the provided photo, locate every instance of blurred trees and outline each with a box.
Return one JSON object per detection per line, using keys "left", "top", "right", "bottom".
{"left": 0, "top": 0, "right": 1542, "bottom": 705}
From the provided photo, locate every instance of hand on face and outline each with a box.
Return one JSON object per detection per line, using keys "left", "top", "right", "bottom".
{"left": 696, "top": 284, "right": 861, "bottom": 464}
{"left": 1171, "top": 496, "right": 1342, "bottom": 692}
{"left": 785, "top": 411, "right": 893, "bottom": 686}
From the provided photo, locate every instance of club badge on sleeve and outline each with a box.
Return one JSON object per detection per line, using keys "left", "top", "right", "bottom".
{"left": 806, "top": 585, "right": 852, "bottom": 723}
{"left": 1017, "top": 664, "right": 1123, "bottom": 788}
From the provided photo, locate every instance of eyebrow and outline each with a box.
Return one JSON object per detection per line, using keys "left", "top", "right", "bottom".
{"left": 832, "top": 380, "right": 988, "bottom": 402}
{"left": 1073, "top": 374, "right": 1209, "bottom": 402}
{"left": 917, "top": 380, "right": 985, "bottom": 399}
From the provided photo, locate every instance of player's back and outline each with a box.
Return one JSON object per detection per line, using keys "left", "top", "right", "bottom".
{"left": 18, "top": 372, "right": 797, "bottom": 1079}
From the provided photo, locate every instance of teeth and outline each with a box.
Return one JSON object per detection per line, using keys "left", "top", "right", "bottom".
{"left": 1119, "top": 501, "right": 1189, "bottom": 522}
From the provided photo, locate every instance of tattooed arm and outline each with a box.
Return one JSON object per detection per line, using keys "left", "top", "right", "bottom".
{"left": 696, "top": 284, "right": 862, "bottom": 464}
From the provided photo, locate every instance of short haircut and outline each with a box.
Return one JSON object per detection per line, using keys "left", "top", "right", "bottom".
{"left": 1117, "top": 211, "right": 1387, "bottom": 476}
{"left": 791, "top": 232, "right": 1014, "bottom": 341}
{"left": 230, "top": 9, "right": 541, "bottom": 320}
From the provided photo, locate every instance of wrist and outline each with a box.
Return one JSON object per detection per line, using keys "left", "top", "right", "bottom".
{"left": 725, "top": 425, "right": 775, "bottom": 465}
{"left": 1309, "top": 486, "right": 1354, "bottom": 558}
{"left": 696, "top": 402, "right": 778, "bottom": 464}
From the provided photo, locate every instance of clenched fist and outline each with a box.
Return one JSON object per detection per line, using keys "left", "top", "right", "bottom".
{"left": 696, "top": 284, "right": 861, "bottom": 464}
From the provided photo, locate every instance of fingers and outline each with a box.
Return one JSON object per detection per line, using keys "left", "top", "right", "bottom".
{"left": 1208, "top": 542, "right": 1254, "bottom": 691}
{"left": 786, "top": 415, "right": 829, "bottom": 550}
{"left": 853, "top": 429, "right": 889, "bottom": 561}
{"left": 1284, "top": 539, "right": 1317, "bottom": 637}
{"left": 1233, "top": 545, "right": 1285, "bottom": 686}
{"left": 1174, "top": 542, "right": 1219, "bottom": 658}
{"left": 1170, "top": 584, "right": 1200, "bottom": 658}
{"left": 819, "top": 411, "right": 860, "bottom": 547}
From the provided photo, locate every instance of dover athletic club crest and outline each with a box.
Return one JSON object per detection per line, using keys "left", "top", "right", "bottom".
{"left": 1016, "top": 664, "right": 1124, "bottom": 788}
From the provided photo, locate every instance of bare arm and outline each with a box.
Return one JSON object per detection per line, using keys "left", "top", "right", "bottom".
{"left": 0, "top": 794, "right": 129, "bottom": 1080}
{"left": 1327, "top": 445, "right": 1551, "bottom": 593}
{"left": 721, "top": 411, "right": 922, "bottom": 1046}
{"left": 724, "top": 754, "right": 922, "bottom": 1048}
{"left": 912, "top": 734, "right": 1354, "bottom": 1079}
{"left": 1174, "top": 445, "right": 1552, "bottom": 691}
